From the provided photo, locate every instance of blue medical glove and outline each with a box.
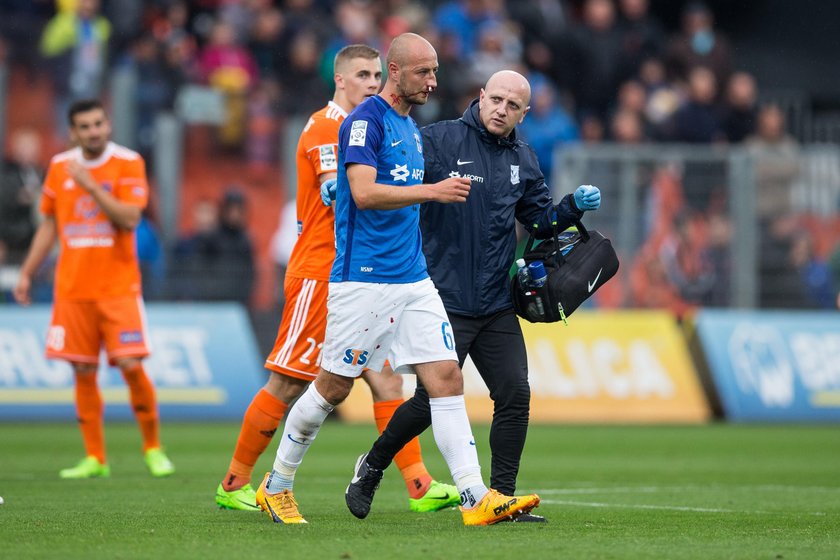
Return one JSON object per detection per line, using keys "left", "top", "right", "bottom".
{"left": 573, "top": 184, "right": 601, "bottom": 211}
{"left": 320, "top": 178, "right": 337, "bottom": 206}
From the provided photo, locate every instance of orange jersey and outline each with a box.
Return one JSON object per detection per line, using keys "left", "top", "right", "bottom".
{"left": 285, "top": 101, "right": 347, "bottom": 281}
{"left": 41, "top": 142, "right": 149, "bottom": 301}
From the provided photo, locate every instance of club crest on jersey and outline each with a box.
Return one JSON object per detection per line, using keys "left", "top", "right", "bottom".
{"left": 510, "top": 165, "right": 520, "bottom": 185}
{"left": 414, "top": 132, "right": 422, "bottom": 154}
{"left": 74, "top": 196, "right": 100, "bottom": 220}
{"left": 349, "top": 120, "right": 368, "bottom": 147}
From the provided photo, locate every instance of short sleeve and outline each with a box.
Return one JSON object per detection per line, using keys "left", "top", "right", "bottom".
{"left": 115, "top": 157, "right": 149, "bottom": 209}
{"left": 39, "top": 161, "right": 59, "bottom": 216}
{"left": 304, "top": 118, "right": 339, "bottom": 177}
{"left": 341, "top": 110, "right": 383, "bottom": 169}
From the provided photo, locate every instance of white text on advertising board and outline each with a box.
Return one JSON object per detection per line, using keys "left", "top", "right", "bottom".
{"left": 527, "top": 338, "right": 675, "bottom": 399}
{"left": 0, "top": 327, "right": 214, "bottom": 387}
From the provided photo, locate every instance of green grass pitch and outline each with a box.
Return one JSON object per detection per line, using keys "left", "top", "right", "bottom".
{"left": 1, "top": 422, "right": 838, "bottom": 559}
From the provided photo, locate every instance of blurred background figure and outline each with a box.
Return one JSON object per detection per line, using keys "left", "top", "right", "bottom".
{"left": 0, "top": 128, "right": 44, "bottom": 264}
{"left": 518, "top": 76, "right": 579, "bottom": 181}
{"left": 198, "top": 20, "right": 258, "bottom": 151}
{"left": 569, "top": 0, "right": 623, "bottom": 120}
{"left": 39, "top": 0, "right": 110, "bottom": 141}
{"left": 721, "top": 71, "right": 758, "bottom": 143}
{"left": 672, "top": 66, "right": 723, "bottom": 143}
{"left": 170, "top": 190, "right": 255, "bottom": 306}
{"left": 667, "top": 1, "right": 731, "bottom": 86}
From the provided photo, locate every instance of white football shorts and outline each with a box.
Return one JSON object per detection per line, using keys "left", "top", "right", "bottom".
{"left": 320, "top": 277, "right": 458, "bottom": 377}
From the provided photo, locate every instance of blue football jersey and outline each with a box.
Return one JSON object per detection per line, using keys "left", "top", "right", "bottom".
{"left": 331, "top": 95, "right": 428, "bottom": 283}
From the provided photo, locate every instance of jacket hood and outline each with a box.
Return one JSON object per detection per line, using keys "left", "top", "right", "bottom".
{"left": 461, "top": 98, "right": 519, "bottom": 147}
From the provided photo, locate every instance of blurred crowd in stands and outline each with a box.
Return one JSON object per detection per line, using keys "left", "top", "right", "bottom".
{"left": 1, "top": 0, "right": 839, "bottom": 313}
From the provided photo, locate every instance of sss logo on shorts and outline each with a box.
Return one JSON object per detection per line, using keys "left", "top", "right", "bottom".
{"left": 343, "top": 348, "right": 369, "bottom": 366}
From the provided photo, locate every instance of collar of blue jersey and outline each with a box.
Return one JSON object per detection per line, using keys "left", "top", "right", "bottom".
{"left": 460, "top": 98, "right": 520, "bottom": 148}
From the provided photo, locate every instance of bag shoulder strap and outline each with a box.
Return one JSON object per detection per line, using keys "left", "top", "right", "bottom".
{"left": 524, "top": 213, "right": 590, "bottom": 265}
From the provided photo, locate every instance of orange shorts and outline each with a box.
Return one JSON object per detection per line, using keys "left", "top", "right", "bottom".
{"left": 265, "top": 277, "right": 328, "bottom": 381}
{"left": 46, "top": 296, "right": 150, "bottom": 365}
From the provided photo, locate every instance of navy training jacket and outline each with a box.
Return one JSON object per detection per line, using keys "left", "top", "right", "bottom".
{"left": 420, "top": 99, "right": 583, "bottom": 318}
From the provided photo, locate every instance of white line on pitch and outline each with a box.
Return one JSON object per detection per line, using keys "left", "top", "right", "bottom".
{"left": 536, "top": 485, "right": 840, "bottom": 495}
{"left": 543, "top": 499, "right": 741, "bottom": 513}
{"left": 542, "top": 499, "right": 827, "bottom": 516}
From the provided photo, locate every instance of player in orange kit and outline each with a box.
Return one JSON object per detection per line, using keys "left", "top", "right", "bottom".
{"left": 214, "top": 44, "right": 460, "bottom": 516}
{"left": 14, "top": 99, "right": 175, "bottom": 479}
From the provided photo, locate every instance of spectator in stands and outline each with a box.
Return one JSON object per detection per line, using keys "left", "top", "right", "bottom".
{"left": 638, "top": 56, "right": 681, "bottom": 140}
{"left": 467, "top": 20, "right": 522, "bottom": 90}
{"left": 247, "top": 6, "right": 285, "bottom": 79}
{"left": 580, "top": 114, "right": 605, "bottom": 143}
{"left": 0, "top": 128, "right": 44, "bottom": 264}
{"left": 171, "top": 198, "right": 219, "bottom": 301}
{"left": 282, "top": 0, "right": 329, "bottom": 41}
{"left": 672, "top": 66, "right": 724, "bottom": 143}
{"left": 789, "top": 233, "right": 835, "bottom": 309}
{"left": 746, "top": 104, "right": 800, "bottom": 220}
{"left": 39, "top": 0, "right": 111, "bottom": 139}
{"left": 746, "top": 104, "right": 804, "bottom": 308}
{"left": 518, "top": 76, "right": 579, "bottom": 180}
{"left": 171, "top": 190, "right": 255, "bottom": 306}
{"left": 569, "top": 0, "right": 624, "bottom": 120}
{"left": 0, "top": 0, "right": 51, "bottom": 79}
{"left": 611, "top": 79, "right": 652, "bottom": 139}
{"left": 129, "top": 35, "right": 179, "bottom": 159}
{"left": 659, "top": 210, "right": 716, "bottom": 306}
{"left": 617, "top": 0, "right": 665, "bottom": 81}
{"left": 666, "top": 1, "right": 731, "bottom": 86}
{"left": 278, "top": 28, "right": 329, "bottom": 117}
{"left": 610, "top": 108, "right": 645, "bottom": 144}
{"left": 828, "top": 243, "right": 840, "bottom": 309}
{"left": 319, "top": 0, "right": 381, "bottom": 85}
{"left": 429, "top": 30, "right": 472, "bottom": 120}
{"left": 246, "top": 80, "right": 280, "bottom": 180}
{"left": 198, "top": 20, "right": 259, "bottom": 150}
{"left": 432, "top": 0, "right": 502, "bottom": 59}
{"left": 136, "top": 208, "right": 165, "bottom": 301}
{"left": 507, "top": 0, "right": 568, "bottom": 57}
{"left": 758, "top": 216, "right": 811, "bottom": 308}
{"left": 722, "top": 71, "right": 758, "bottom": 142}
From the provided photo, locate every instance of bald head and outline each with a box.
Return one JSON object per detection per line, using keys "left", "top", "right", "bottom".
{"left": 386, "top": 33, "right": 436, "bottom": 67}
{"left": 381, "top": 32, "right": 438, "bottom": 113}
{"left": 478, "top": 70, "right": 531, "bottom": 137}
{"left": 485, "top": 71, "right": 531, "bottom": 106}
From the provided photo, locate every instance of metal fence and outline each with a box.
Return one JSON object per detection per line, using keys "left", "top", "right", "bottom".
{"left": 553, "top": 143, "right": 840, "bottom": 312}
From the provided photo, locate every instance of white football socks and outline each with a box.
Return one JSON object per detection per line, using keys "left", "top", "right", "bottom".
{"left": 267, "top": 384, "right": 335, "bottom": 494}
{"left": 429, "top": 395, "right": 488, "bottom": 508}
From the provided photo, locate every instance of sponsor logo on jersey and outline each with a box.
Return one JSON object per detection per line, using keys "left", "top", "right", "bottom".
{"left": 119, "top": 330, "right": 144, "bottom": 344}
{"left": 319, "top": 145, "right": 337, "bottom": 171}
{"left": 343, "top": 348, "right": 369, "bottom": 366}
{"left": 349, "top": 120, "right": 368, "bottom": 147}
{"left": 390, "top": 164, "right": 409, "bottom": 182}
{"left": 448, "top": 170, "right": 484, "bottom": 183}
